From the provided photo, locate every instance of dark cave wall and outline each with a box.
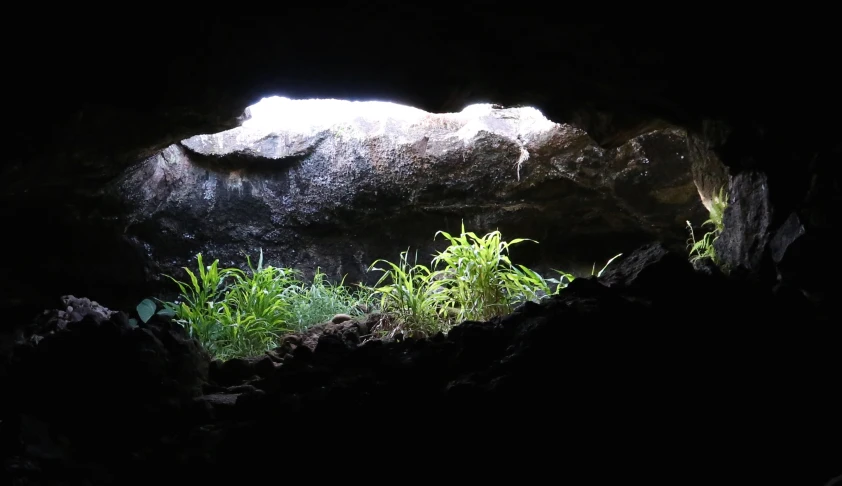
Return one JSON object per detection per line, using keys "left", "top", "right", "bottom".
{"left": 711, "top": 121, "right": 842, "bottom": 294}
{"left": 0, "top": 199, "right": 157, "bottom": 318}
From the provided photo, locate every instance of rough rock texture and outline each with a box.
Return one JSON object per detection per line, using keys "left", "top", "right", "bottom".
{"left": 713, "top": 153, "right": 842, "bottom": 310}
{"left": 714, "top": 170, "right": 774, "bottom": 276}
{"left": 1, "top": 244, "right": 838, "bottom": 484}
{"left": 109, "top": 103, "right": 707, "bottom": 284}
{"left": 686, "top": 120, "right": 731, "bottom": 210}
{"left": 599, "top": 242, "right": 696, "bottom": 293}
{"left": 29, "top": 296, "right": 117, "bottom": 334}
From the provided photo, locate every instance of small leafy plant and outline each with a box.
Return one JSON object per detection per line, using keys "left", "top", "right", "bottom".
{"left": 129, "top": 298, "right": 176, "bottom": 328}
{"left": 688, "top": 186, "right": 728, "bottom": 264}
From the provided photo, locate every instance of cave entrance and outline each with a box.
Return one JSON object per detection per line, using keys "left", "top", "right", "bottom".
{"left": 96, "top": 93, "right": 724, "bottom": 359}
{"left": 241, "top": 96, "right": 431, "bottom": 131}
{"left": 120, "top": 94, "right": 714, "bottom": 287}
{"left": 6, "top": 94, "right": 725, "bottom": 356}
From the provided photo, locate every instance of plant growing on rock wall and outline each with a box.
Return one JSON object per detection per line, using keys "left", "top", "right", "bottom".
{"left": 688, "top": 186, "right": 728, "bottom": 264}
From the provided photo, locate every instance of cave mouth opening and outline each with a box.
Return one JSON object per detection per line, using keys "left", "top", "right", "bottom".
{"left": 82, "top": 92, "right": 722, "bottom": 362}
{"left": 240, "top": 96, "right": 432, "bottom": 131}
{"left": 4, "top": 24, "right": 842, "bottom": 485}
{"left": 1, "top": 93, "right": 722, "bottom": 340}
{"left": 233, "top": 95, "right": 556, "bottom": 140}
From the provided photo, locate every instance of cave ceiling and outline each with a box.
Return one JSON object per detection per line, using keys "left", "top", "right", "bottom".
{"left": 7, "top": 14, "right": 839, "bottom": 178}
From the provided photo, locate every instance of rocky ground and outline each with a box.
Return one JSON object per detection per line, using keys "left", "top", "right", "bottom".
{"left": 0, "top": 244, "right": 839, "bottom": 485}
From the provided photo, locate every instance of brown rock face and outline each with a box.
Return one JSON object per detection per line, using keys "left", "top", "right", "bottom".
{"left": 108, "top": 101, "right": 707, "bottom": 284}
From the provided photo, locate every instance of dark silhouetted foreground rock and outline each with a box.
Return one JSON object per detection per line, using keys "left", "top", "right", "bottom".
{"left": 1, "top": 244, "right": 839, "bottom": 485}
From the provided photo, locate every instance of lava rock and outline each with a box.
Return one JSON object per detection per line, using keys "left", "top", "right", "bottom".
{"left": 113, "top": 118, "right": 708, "bottom": 285}
{"left": 714, "top": 170, "right": 774, "bottom": 277}
{"left": 210, "top": 355, "right": 275, "bottom": 386}
{"left": 599, "top": 242, "right": 696, "bottom": 293}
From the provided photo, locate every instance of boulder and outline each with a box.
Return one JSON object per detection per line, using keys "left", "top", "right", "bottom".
{"left": 714, "top": 169, "right": 774, "bottom": 278}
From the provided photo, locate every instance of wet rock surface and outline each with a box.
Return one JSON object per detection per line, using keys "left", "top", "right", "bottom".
{"left": 110, "top": 105, "right": 707, "bottom": 285}
{"left": 1, "top": 244, "right": 838, "bottom": 484}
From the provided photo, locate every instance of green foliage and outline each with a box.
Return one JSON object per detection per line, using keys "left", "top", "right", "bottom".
{"left": 707, "top": 186, "right": 727, "bottom": 233}
{"left": 161, "top": 231, "right": 624, "bottom": 359}
{"left": 687, "top": 221, "right": 717, "bottom": 263}
{"left": 287, "top": 269, "right": 369, "bottom": 332}
{"left": 688, "top": 186, "right": 728, "bottom": 264}
{"left": 430, "top": 224, "right": 540, "bottom": 321}
{"left": 213, "top": 253, "right": 297, "bottom": 359}
{"left": 162, "top": 253, "right": 236, "bottom": 355}
{"left": 164, "top": 250, "right": 370, "bottom": 361}
{"left": 367, "top": 249, "right": 451, "bottom": 337}
{"left": 136, "top": 299, "right": 156, "bottom": 323}
{"left": 366, "top": 224, "right": 622, "bottom": 336}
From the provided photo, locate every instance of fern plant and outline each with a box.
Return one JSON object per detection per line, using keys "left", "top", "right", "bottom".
{"left": 688, "top": 186, "right": 728, "bottom": 264}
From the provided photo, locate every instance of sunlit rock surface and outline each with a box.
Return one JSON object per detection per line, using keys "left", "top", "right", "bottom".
{"left": 113, "top": 99, "right": 707, "bottom": 283}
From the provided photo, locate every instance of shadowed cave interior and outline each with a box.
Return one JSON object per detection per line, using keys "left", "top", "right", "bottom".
{"left": 1, "top": 13, "right": 841, "bottom": 485}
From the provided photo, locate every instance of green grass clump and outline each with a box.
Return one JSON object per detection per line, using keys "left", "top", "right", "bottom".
{"left": 367, "top": 249, "right": 451, "bottom": 337}
{"left": 160, "top": 228, "right": 623, "bottom": 358}
{"left": 287, "top": 269, "right": 369, "bottom": 333}
{"left": 365, "top": 223, "right": 622, "bottom": 337}
{"left": 688, "top": 186, "right": 728, "bottom": 264}
{"left": 161, "top": 253, "right": 241, "bottom": 357}
{"left": 431, "top": 224, "right": 545, "bottom": 321}
{"left": 163, "top": 251, "right": 368, "bottom": 360}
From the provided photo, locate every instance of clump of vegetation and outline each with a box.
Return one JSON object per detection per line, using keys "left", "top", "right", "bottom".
{"left": 159, "top": 251, "right": 367, "bottom": 360}
{"left": 367, "top": 249, "right": 451, "bottom": 337}
{"left": 365, "top": 223, "right": 622, "bottom": 337}
{"left": 287, "top": 269, "right": 369, "bottom": 333}
{"left": 155, "top": 227, "right": 622, "bottom": 359}
{"left": 688, "top": 186, "right": 728, "bottom": 264}
{"left": 429, "top": 226, "right": 539, "bottom": 322}
{"left": 160, "top": 251, "right": 291, "bottom": 359}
